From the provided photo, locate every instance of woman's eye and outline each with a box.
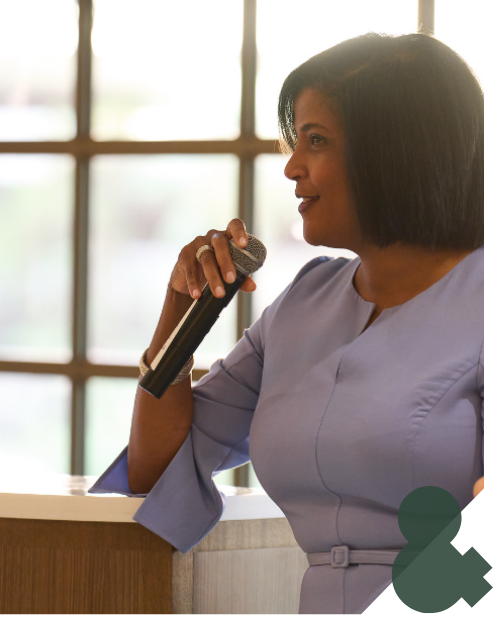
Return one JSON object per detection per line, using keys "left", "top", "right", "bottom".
{"left": 310, "top": 134, "right": 325, "bottom": 145}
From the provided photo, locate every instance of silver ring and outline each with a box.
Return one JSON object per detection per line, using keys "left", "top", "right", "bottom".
{"left": 196, "top": 244, "right": 213, "bottom": 263}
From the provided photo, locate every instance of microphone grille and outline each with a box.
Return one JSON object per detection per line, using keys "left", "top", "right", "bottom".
{"left": 229, "top": 233, "right": 267, "bottom": 274}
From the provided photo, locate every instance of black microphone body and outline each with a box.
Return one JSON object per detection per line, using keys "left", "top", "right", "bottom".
{"left": 138, "top": 234, "right": 266, "bottom": 399}
{"left": 139, "top": 270, "right": 247, "bottom": 398}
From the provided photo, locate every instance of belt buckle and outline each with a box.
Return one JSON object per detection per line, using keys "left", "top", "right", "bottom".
{"left": 331, "top": 545, "right": 350, "bottom": 568}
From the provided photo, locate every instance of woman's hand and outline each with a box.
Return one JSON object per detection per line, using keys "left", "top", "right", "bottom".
{"left": 473, "top": 476, "right": 484, "bottom": 497}
{"left": 169, "top": 218, "right": 257, "bottom": 299}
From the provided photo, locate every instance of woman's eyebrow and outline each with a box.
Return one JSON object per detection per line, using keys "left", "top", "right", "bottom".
{"left": 299, "top": 122, "right": 332, "bottom": 133}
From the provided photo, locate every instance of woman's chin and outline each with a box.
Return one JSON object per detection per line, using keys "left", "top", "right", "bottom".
{"left": 301, "top": 225, "right": 329, "bottom": 247}
{"left": 301, "top": 222, "right": 353, "bottom": 250}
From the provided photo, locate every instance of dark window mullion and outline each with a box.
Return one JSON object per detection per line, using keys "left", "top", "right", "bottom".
{"left": 418, "top": 0, "right": 435, "bottom": 34}
{"left": 71, "top": 0, "right": 93, "bottom": 475}
{"left": 237, "top": 0, "right": 257, "bottom": 340}
{"left": 238, "top": 158, "right": 255, "bottom": 340}
{"left": 0, "top": 139, "right": 277, "bottom": 156}
{"left": 235, "top": 0, "right": 257, "bottom": 488}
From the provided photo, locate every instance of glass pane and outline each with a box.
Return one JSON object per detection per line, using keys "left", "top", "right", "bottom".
{"left": 0, "top": 373, "right": 71, "bottom": 474}
{"left": 88, "top": 155, "right": 238, "bottom": 369}
{"left": 92, "top": 0, "right": 243, "bottom": 141}
{"left": 87, "top": 376, "right": 239, "bottom": 486}
{"left": 256, "top": 0, "right": 417, "bottom": 139}
{"left": 0, "top": 0, "right": 78, "bottom": 140}
{"left": 85, "top": 377, "right": 136, "bottom": 476}
{"left": 0, "top": 155, "right": 73, "bottom": 362}
{"left": 253, "top": 155, "right": 356, "bottom": 321}
{"left": 213, "top": 468, "right": 235, "bottom": 487}
{"left": 249, "top": 464, "right": 264, "bottom": 489}
{"left": 435, "top": 0, "right": 488, "bottom": 92}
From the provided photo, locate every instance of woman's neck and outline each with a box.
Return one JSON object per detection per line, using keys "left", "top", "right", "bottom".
{"left": 353, "top": 243, "right": 475, "bottom": 309}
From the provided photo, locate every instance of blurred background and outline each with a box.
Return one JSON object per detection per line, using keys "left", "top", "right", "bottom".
{"left": 0, "top": 0, "right": 486, "bottom": 487}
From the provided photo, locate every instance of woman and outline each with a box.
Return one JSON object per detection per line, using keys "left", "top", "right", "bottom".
{"left": 90, "top": 32, "right": 484, "bottom": 613}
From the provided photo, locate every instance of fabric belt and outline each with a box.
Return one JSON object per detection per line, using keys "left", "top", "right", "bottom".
{"left": 307, "top": 545, "right": 403, "bottom": 568}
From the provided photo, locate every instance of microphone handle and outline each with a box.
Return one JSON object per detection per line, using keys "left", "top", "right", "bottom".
{"left": 139, "top": 270, "right": 248, "bottom": 398}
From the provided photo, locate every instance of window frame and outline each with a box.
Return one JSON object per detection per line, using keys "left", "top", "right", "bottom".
{"left": 0, "top": 0, "right": 434, "bottom": 482}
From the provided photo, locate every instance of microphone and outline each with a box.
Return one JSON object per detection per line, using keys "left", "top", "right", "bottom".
{"left": 139, "top": 233, "right": 267, "bottom": 399}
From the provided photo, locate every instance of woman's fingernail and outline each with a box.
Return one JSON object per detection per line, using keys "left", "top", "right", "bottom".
{"left": 215, "top": 286, "right": 225, "bottom": 297}
{"left": 240, "top": 236, "right": 247, "bottom": 246}
{"left": 225, "top": 271, "right": 235, "bottom": 283}
{"left": 192, "top": 289, "right": 200, "bottom": 299}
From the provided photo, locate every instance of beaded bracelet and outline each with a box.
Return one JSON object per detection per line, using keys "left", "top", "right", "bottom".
{"left": 139, "top": 348, "right": 194, "bottom": 385}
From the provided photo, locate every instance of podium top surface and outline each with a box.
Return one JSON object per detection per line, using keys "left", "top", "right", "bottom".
{"left": 0, "top": 474, "right": 286, "bottom": 523}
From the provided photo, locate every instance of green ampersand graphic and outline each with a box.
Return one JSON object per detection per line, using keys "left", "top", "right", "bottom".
{"left": 392, "top": 486, "right": 491, "bottom": 612}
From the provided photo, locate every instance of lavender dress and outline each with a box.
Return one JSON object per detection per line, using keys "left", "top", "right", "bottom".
{"left": 89, "top": 247, "right": 484, "bottom": 614}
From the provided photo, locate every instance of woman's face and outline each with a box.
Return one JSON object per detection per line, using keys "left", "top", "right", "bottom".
{"left": 284, "top": 87, "right": 362, "bottom": 250}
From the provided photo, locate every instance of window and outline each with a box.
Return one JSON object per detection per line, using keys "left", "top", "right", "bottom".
{"left": 2, "top": 0, "right": 479, "bottom": 487}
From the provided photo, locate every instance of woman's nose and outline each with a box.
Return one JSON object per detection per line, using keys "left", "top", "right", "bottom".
{"left": 284, "top": 148, "right": 306, "bottom": 181}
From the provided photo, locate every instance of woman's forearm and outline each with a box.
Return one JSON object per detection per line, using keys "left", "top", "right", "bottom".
{"left": 126, "top": 222, "right": 254, "bottom": 494}
{"left": 127, "top": 284, "right": 196, "bottom": 494}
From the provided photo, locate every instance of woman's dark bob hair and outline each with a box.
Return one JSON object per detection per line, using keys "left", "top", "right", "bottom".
{"left": 278, "top": 33, "right": 483, "bottom": 250}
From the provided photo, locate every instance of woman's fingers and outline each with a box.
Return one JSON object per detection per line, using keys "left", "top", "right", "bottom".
{"left": 173, "top": 220, "right": 257, "bottom": 300}
{"left": 209, "top": 224, "right": 258, "bottom": 295}
{"left": 199, "top": 243, "right": 227, "bottom": 297}
{"left": 227, "top": 220, "right": 257, "bottom": 292}
{"left": 226, "top": 218, "right": 249, "bottom": 248}
{"left": 210, "top": 231, "right": 236, "bottom": 285}
{"left": 177, "top": 244, "right": 205, "bottom": 299}
{"left": 198, "top": 222, "right": 250, "bottom": 298}
{"left": 240, "top": 275, "right": 257, "bottom": 292}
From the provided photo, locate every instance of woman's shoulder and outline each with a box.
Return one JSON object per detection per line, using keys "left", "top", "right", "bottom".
{"left": 291, "top": 255, "right": 354, "bottom": 287}
{"left": 253, "top": 255, "right": 355, "bottom": 343}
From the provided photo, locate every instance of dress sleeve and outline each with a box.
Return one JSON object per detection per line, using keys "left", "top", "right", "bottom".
{"left": 88, "top": 257, "right": 331, "bottom": 552}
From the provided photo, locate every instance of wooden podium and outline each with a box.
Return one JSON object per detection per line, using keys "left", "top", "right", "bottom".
{"left": 0, "top": 476, "right": 308, "bottom": 613}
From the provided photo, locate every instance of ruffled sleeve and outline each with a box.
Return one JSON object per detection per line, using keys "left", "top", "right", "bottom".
{"left": 88, "top": 257, "right": 331, "bottom": 552}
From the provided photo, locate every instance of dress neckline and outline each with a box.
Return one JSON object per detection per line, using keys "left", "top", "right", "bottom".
{"left": 346, "top": 246, "right": 483, "bottom": 315}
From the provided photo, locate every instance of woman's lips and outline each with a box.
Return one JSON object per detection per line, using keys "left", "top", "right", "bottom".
{"left": 298, "top": 197, "right": 319, "bottom": 214}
